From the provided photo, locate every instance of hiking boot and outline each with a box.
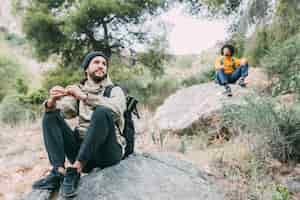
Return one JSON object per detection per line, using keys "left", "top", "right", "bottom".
{"left": 224, "top": 85, "right": 232, "bottom": 97}
{"left": 238, "top": 78, "right": 246, "bottom": 87}
{"left": 32, "top": 168, "right": 64, "bottom": 191}
{"left": 62, "top": 167, "right": 80, "bottom": 198}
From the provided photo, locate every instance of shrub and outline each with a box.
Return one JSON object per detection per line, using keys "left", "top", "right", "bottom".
{"left": 18, "top": 89, "right": 48, "bottom": 105}
{"left": 272, "top": 185, "right": 290, "bottom": 200}
{"left": 260, "top": 33, "right": 300, "bottom": 96}
{"left": 244, "top": 26, "right": 273, "bottom": 65}
{"left": 228, "top": 32, "right": 246, "bottom": 58}
{"left": 222, "top": 95, "right": 300, "bottom": 162}
{"left": 0, "top": 94, "right": 38, "bottom": 126}
{"left": 181, "top": 68, "right": 215, "bottom": 87}
{"left": 120, "top": 75, "right": 180, "bottom": 110}
{"left": 3, "top": 32, "right": 26, "bottom": 46}
{"left": 15, "top": 78, "right": 29, "bottom": 95}
{"left": 42, "top": 65, "right": 82, "bottom": 91}
{"left": 0, "top": 53, "right": 22, "bottom": 101}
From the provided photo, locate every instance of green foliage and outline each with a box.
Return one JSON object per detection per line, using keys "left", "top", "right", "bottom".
{"left": 0, "top": 87, "right": 47, "bottom": 126}
{"left": 272, "top": 185, "right": 290, "bottom": 200}
{"left": 260, "top": 33, "right": 300, "bottom": 96}
{"left": 0, "top": 94, "right": 38, "bottom": 126}
{"left": 23, "top": 0, "right": 166, "bottom": 66}
{"left": 42, "top": 65, "right": 82, "bottom": 91}
{"left": 109, "top": 55, "right": 145, "bottom": 82}
{"left": 272, "top": 0, "right": 300, "bottom": 44}
{"left": 229, "top": 0, "right": 300, "bottom": 67}
{"left": 11, "top": 0, "right": 26, "bottom": 16}
{"left": 181, "top": 0, "right": 241, "bottom": 15}
{"left": 222, "top": 95, "right": 300, "bottom": 162}
{"left": 18, "top": 89, "right": 48, "bottom": 105}
{"left": 23, "top": 6, "right": 67, "bottom": 62}
{"left": 0, "top": 54, "right": 22, "bottom": 101}
{"left": 181, "top": 68, "right": 215, "bottom": 87}
{"left": 121, "top": 76, "right": 180, "bottom": 110}
{"left": 2, "top": 32, "right": 26, "bottom": 46}
{"left": 15, "top": 78, "right": 29, "bottom": 95}
{"left": 228, "top": 32, "right": 246, "bottom": 58}
{"left": 168, "top": 54, "right": 197, "bottom": 69}
{"left": 138, "top": 37, "right": 170, "bottom": 79}
{"left": 243, "top": 26, "right": 273, "bottom": 65}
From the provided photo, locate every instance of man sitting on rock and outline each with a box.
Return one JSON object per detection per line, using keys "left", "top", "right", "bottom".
{"left": 215, "top": 44, "right": 249, "bottom": 96}
{"left": 32, "top": 51, "right": 126, "bottom": 198}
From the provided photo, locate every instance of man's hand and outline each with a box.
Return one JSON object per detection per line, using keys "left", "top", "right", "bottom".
{"left": 50, "top": 86, "right": 66, "bottom": 100}
{"left": 47, "top": 85, "right": 66, "bottom": 108}
{"left": 66, "top": 85, "right": 87, "bottom": 101}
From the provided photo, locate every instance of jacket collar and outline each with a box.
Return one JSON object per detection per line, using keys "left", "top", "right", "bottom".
{"left": 81, "top": 75, "right": 113, "bottom": 93}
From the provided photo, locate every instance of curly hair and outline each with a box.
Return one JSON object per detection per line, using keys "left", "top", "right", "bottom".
{"left": 221, "top": 44, "right": 235, "bottom": 56}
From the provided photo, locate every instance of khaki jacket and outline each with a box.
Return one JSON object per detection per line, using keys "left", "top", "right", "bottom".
{"left": 44, "top": 76, "right": 127, "bottom": 149}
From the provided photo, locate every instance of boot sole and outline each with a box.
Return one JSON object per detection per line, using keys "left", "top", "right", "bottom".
{"left": 62, "top": 190, "right": 77, "bottom": 198}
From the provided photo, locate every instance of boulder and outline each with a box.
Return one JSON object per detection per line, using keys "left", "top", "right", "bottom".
{"left": 154, "top": 68, "right": 268, "bottom": 132}
{"left": 22, "top": 153, "right": 224, "bottom": 200}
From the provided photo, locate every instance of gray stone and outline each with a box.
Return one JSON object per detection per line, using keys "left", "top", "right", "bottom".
{"left": 154, "top": 82, "right": 249, "bottom": 132}
{"left": 21, "top": 190, "right": 51, "bottom": 200}
{"left": 281, "top": 176, "right": 300, "bottom": 194}
{"left": 23, "top": 153, "right": 224, "bottom": 200}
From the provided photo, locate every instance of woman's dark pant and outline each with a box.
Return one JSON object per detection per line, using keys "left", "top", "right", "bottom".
{"left": 216, "top": 64, "right": 249, "bottom": 85}
{"left": 42, "top": 106, "right": 123, "bottom": 173}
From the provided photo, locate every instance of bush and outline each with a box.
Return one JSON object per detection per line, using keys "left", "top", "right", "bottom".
{"left": 18, "top": 89, "right": 48, "bottom": 105}
{"left": 260, "top": 33, "right": 300, "bottom": 96}
{"left": 222, "top": 95, "right": 300, "bottom": 162}
{"left": 15, "top": 78, "right": 29, "bottom": 95}
{"left": 272, "top": 0, "right": 300, "bottom": 44}
{"left": 120, "top": 75, "right": 180, "bottom": 110}
{"left": 3, "top": 32, "right": 26, "bottom": 46}
{"left": 228, "top": 32, "right": 246, "bottom": 58}
{"left": 0, "top": 94, "right": 38, "bottom": 126}
{"left": 181, "top": 68, "right": 215, "bottom": 87}
{"left": 42, "top": 65, "right": 82, "bottom": 91}
{"left": 244, "top": 26, "right": 273, "bottom": 65}
{"left": 0, "top": 54, "right": 22, "bottom": 101}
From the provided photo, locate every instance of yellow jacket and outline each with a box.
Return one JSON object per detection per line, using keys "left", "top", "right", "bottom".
{"left": 215, "top": 56, "right": 241, "bottom": 74}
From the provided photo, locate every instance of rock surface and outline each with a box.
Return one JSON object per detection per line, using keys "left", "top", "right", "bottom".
{"left": 22, "top": 153, "right": 224, "bottom": 200}
{"left": 154, "top": 68, "right": 268, "bottom": 132}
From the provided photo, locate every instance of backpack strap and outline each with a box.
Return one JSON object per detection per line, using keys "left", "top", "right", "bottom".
{"left": 103, "top": 84, "right": 124, "bottom": 134}
{"left": 220, "top": 56, "right": 236, "bottom": 69}
{"left": 103, "top": 84, "right": 140, "bottom": 119}
{"left": 103, "top": 84, "right": 115, "bottom": 98}
{"left": 232, "top": 57, "right": 236, "bottom": 69}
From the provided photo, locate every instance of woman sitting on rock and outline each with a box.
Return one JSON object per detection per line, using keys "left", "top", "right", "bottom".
{"left": 215, "top": 44, "right": 249, "bottom": 96}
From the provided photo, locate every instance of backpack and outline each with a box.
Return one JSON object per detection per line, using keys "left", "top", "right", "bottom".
{"left": 103, "top": 85, "right": 139, "bottom": 159}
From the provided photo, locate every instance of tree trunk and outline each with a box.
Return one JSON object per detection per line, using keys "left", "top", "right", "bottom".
{"left": 102, "top": 19, "right": 112, "bottom": 57}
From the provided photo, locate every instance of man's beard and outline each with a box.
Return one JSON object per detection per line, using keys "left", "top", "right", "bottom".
{"left": 89, "top": 72, "right": 107, "bottom": 83}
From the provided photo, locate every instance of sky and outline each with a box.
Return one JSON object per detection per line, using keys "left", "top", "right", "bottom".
{"left": 153, "top": 6, "right": 228, "bottom": 55}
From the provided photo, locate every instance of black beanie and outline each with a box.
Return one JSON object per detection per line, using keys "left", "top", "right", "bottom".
{"left": 81, "top": 51, "right": 109, "bottom": 70}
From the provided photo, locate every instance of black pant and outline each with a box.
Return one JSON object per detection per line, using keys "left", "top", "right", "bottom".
{"left": 42, "top": 106, "right": 123, "bottom": 173}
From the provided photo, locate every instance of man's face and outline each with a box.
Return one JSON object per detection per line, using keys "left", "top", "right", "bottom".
{"left": 86, "top": 56, "right": 108, "bottom": 82}
{"left": 223, "top": 48, "right": 232, "bottom": 57}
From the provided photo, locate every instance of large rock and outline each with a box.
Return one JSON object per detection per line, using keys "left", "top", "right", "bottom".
{"left": 154, "top": 68, "right": 268, "bottom": 132}
{"left": 22, "top": 153, "right": 224, "bottom": 200}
